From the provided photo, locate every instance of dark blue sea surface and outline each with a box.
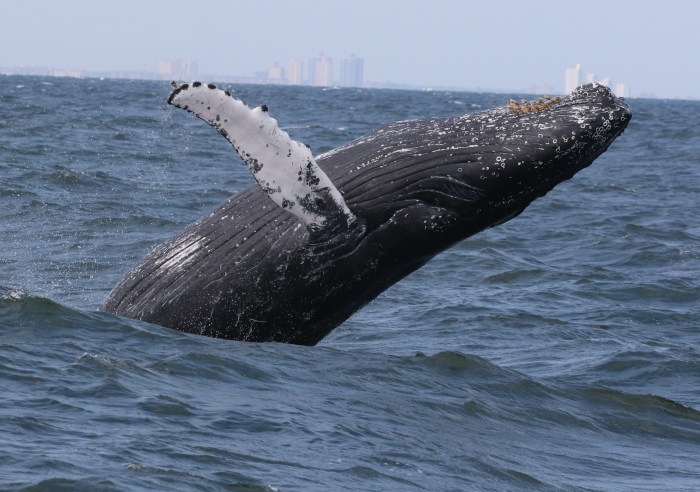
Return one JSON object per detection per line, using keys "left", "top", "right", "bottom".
{"left": 1, "top": 75, "right": 699, "bottom": 491}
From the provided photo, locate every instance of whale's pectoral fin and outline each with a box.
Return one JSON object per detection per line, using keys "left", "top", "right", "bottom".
{"left": 167, "top": 82, "right": 358, "bottom": 235}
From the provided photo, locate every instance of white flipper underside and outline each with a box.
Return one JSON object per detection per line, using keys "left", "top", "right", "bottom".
{"left": 168, "top": 82, "right": 356, "bottom": 231}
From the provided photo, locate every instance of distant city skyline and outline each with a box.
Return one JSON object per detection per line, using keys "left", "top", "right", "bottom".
{"left": 0, "top": 58, "right": 649, "bottom": 99}
{"left": 1, "top": 0, "right": 699, "bottom": 99}
{"left": 0, "top": 52, "right": 368, "bottom": 90}
{"left": 0, "top": 57, "right": 639, "bottom": 99}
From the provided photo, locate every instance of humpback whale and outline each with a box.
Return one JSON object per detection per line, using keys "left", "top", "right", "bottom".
{"left": 102, "top": 83, "right": 631, "bottom": 345}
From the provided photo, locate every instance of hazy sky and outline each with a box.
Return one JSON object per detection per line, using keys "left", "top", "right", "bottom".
{"left": 1, "top": 0, "right": 698, "bottom": 98}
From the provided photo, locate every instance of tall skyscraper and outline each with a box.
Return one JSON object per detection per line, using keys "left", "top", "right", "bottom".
{"left": 309, "top": 53, "right": 333, "bottom": 87}
{"left": 339, "top": 55, "right": 364, "bottom": 88}
{"left": 158, "top": 60, "right": 172, "bottom": 77}
{"left": 564, "top": 64, "right": 628, "bottom": 97}
{"left": 267, "top": 62, "right": 285, "bottom": 84}
{"left": 615, "top": 83, "right": 630, "bottom": 98}
{"left": 158, "top": 59, "right": 198, "bottom": 80}
{"left": 286, "top": 58, "right": 303, "bottom": 85}
{"left": 564, "top": 63, "right": 582, "bottom": 94}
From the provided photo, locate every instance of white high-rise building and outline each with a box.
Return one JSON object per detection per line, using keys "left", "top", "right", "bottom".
{"left": 309, "top": 53, "right": 333, "bottom": 87}
{"left": 339, "top": 55, "right": 364, "bottom": 88}
{"left": 615, "top": 83, "right": 630, "bottom": 98}
{"left": 286, "top": 58, "right": 303, "bottom": 85}
{"left": 158, "top": 60, "right": 198, "bottom": 80}
{"left": 267, "top": 62, "right": 285, "bottom": 84}
{"left": 564, "top": 63, "right": 582, "bottom": 94}
{"left": 564, "top": 64, "right": 628, "bottom": 97}
{"left": 158, "top": 59, "right": 198, "bottom": 80}
{"left": 158, "top": 60, "right": 173, "bottom": 77}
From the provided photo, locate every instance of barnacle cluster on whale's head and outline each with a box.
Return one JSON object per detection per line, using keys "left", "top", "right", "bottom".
{"left": 508, "top": 95, "right": 562, "bottom": 114}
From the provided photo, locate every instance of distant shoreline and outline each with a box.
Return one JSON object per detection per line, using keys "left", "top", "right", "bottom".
{"left": 0, "top": 66, "right": 561, "bottom": 96}
{"left": 0, "top": 69, "right": 689, "bottom": 101}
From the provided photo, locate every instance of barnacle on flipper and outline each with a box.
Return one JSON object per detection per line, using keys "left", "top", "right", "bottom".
{"left": 508, "top": 95, "right": 562, "bottom": 114}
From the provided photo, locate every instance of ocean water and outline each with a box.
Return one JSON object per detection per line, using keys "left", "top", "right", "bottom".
{"left": 1, "top": 75, "right": 699, "bottom": 491}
